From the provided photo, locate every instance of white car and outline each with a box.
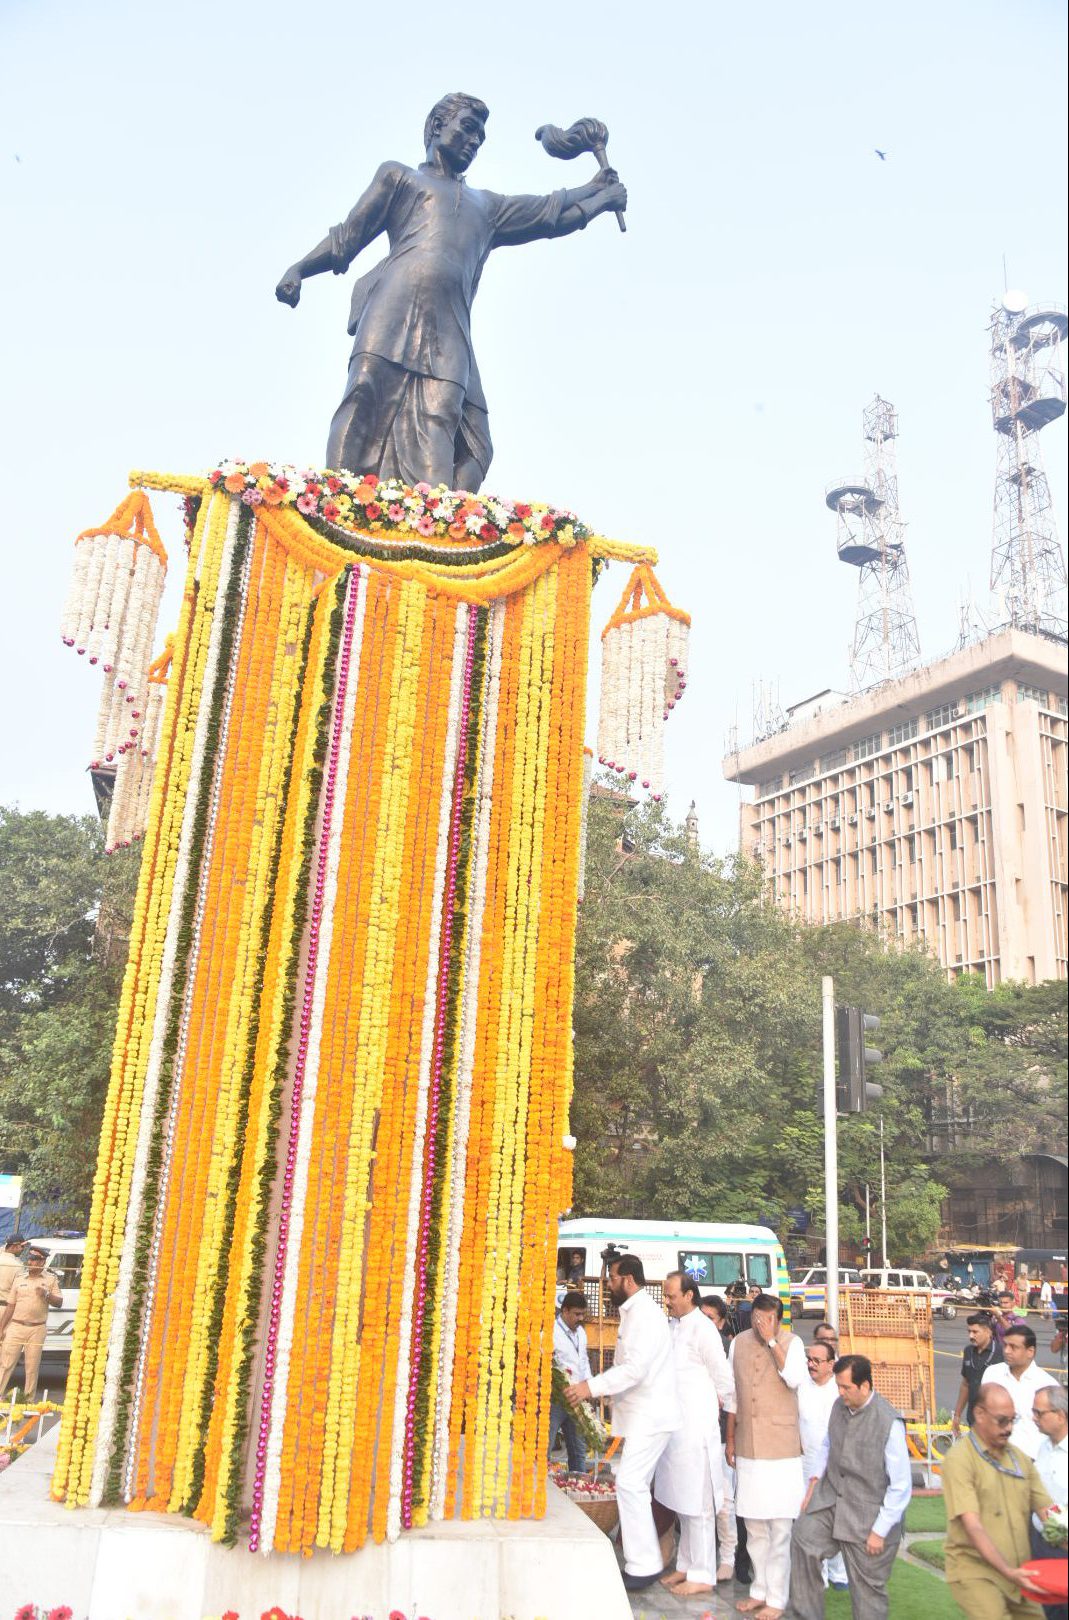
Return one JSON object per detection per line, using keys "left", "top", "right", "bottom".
{"left": 859, "top": 1266, "right": 958, "bottom": 1319}
{"left": 788, "top": 1266, "right": 862, "bottom": 1318}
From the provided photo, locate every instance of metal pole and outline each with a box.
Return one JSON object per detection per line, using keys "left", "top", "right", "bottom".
{"left": 865, "top": 1182, "right": 871, "bottom": 1251}
{"left": 822, "top": 976, "right": 840, "bottom": 1332}
{"left": 880, "top": 1116, "right": 889, "bottom": 1267}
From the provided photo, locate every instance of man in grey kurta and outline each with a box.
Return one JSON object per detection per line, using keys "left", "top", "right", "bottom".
{"left": 785, "top": 1354, "right": 911, "bottom": 1620}
{"left": 276, "top": 93, "right": 627, "bottom": 490}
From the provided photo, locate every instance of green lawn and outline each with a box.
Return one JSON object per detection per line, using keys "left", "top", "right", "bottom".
{"left": 911, "top": 1537, "right": 947, "bottom": 1571}
{"left": 905, "top": 1495, "right": 948, "bottom": 1533}
{"left": 826, "top": 1560, "right": 961, "bottom": 1618}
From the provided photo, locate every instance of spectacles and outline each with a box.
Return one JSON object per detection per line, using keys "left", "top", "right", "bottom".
{"left": 989, "top": 1415, "right": 1016, "bottom": 1428}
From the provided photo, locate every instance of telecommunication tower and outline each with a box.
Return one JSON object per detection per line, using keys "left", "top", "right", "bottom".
{"left": 988, "top": 293, "right": 1068, "bottom": 640}
{"left": 825, "top": 395, "right": 921, "bottom": 689}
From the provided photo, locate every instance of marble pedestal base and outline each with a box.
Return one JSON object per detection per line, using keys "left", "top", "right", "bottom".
{"left": 0, "top": 1426, "right": 629, "bottom": 1620}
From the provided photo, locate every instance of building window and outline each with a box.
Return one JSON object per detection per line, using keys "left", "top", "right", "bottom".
{"left": 964, "top": 685, "right": 1002, "bottom": 715}
{"left": 853, "top": 732, "right": 883, "bottom": 761}
{"left": 908, "top": 836, "right": 917, "bottom": 864}
{"left": 926, "top": 702, "right": 959, "bottom": 730}
{"left": 1055, "top": 695, "right": 1068, "bottom": 717}
{"left": 933, "top": 752, "right": 954, "bottom": 784}
{"left": 756, "top": 776, "right": 783, "bottom": 799}
{"left": 821, "top": 747, "right": 850, "bottom": 772}
{"left": 788, "top": 763, "right": 815, "bottom": 786}
{"left": 888, "top": 718, "right": 918, "bottom": 746}
{"left": 1015, "top": 681, "right": 1048, "bottom": 706}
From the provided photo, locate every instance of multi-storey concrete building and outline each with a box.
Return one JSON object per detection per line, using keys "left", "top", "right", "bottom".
{"left": 723, "top": 629, "right": 1068, "bottom": 986}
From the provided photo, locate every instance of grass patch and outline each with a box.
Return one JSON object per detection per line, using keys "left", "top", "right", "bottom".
{"left": 905, "top": 1495, "right": 948, "bottom": 1533}
{"left": 911, "top": 1537, "right": 947, "bottom": 1571}
{"left": 826, "top": 1559, "right": 959, "bottom": 1617}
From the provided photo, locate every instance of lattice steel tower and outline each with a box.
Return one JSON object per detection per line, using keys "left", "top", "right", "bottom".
{"left": 825, "top": 394, "right": 921, "bottom": 688}
{"left": 988, "top": 294, "right": 1068, "bottom": 640}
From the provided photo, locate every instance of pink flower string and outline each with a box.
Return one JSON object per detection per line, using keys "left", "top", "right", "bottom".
{"left": 248, "top": 568, "right": 361, "bottom": 1551}
{"left": 400, "top": 608, "right": 480, "bottom": 1524}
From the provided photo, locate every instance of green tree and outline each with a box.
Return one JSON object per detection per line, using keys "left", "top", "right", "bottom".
{"left": 0, "top": 807, "right": 138, "bottom": 1226}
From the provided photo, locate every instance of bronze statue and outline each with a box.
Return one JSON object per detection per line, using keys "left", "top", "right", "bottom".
{"left": 275, "top": 93, "right": 627, "bottom": 492}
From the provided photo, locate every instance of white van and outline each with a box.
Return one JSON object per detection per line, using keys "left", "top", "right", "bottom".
{"left": 25, "top": 1234, "right": 85, "bottom": 1379}
{"left": 555, "top": 1218, "right": 790, "bottom": 1314}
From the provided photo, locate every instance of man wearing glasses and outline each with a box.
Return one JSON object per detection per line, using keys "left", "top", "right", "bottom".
{"left": 797, "top": 1341, "right": 848, "bottom": 1591}
{"left": 981, "top": 1325, "right": 1059, "bottom": 1459}
{"left": 942, "top": 1383, "right": 1054, "bottom": 1618}
{"left": 1031, "top": 1386, "right": 1068, "bottom": 1620}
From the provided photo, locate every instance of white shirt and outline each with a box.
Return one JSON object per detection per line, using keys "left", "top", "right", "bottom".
{"left": 587, "top": 1288, "right": 681, "bottom": 1437}
{"left": 553, "top": 1313, "right": 591, "bottom": 1384}
{"left": 722, "top": 1328, "right": 808, "bottom": 1413}
{"left": 798, "top": 1374, "right": 839, "bottom": 1481}
{"left": 655, "top": 1307, "right": 734, "bottom": 1515}
{"left": 1033, "top": 1431, "right": 1068, "bottom": 1530}
{"left": 981, "top": 1360, "right": 1059, "bottom": 1460}
{"left": 814, "top": 1392, "right": 912, "bottom": 1538}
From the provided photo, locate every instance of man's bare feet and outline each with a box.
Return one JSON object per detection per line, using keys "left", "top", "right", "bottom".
{"left": 659, "top": 1571, "right": 686, "bottom": 1588}
{"left": 753, "top": 1608, "right": 784, "bottom": 1619}
{"left": 736, "top": 1602, "right": 764, "bottom": 1614}
{"left": 675, "top": 1580, "right": 714, "bottom": 1596}
{"left": 717, "top": 1563, "right": 736, "bottom": 1582}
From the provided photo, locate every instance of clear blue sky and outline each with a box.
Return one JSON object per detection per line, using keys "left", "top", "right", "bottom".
{"left": 1, "top": 0, "right": 1065, "bottom": 853}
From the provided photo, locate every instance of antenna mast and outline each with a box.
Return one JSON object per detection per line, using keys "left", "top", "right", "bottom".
{"left": 988, "top": 293, "right": 1068, "bottom": 640}
{"left": 826, "top": 394, "right": 921, "bottom": 688}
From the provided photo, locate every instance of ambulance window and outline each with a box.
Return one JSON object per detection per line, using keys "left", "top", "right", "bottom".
{"left": 679, "top": 1251, "right": 743, "bottom": 1287}
{"left": 746, "top": 1254, "right": 772, "bottom": 1288}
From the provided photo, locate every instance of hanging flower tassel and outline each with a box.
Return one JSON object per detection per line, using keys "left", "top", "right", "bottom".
{"left": 597, "top": 564, "right": 690, "bottom": 798}
{"left": 60, "top": 490, "right": 168, "bottom": 769}
{"left": 105, "top": 640, "right": 173, "bottom": 852}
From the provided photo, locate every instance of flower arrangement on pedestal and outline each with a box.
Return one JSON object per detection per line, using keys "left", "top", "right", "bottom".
{"left": 52, "top": 464, "right": 685, "bottom": 1556}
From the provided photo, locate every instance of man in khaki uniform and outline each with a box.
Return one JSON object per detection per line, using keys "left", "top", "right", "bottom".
{"left": 942, "top": 1382, "right": 1054, "bottom": 1619}
{"left": 0, "top": 1245, "right": 62, "bottom": 1398}
{"left": 0, "top": 1236, "right": 27, "bottom": 1307}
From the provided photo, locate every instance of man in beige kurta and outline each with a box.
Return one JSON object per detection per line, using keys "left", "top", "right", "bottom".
{"left": 0, "top": 1245, "right": 62, "bottom": 1398}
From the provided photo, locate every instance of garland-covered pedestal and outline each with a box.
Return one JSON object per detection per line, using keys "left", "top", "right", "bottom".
{"left": 51, "top": 462, "right": 688, "bottom": 1570}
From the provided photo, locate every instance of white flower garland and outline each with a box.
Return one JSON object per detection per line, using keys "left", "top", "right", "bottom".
{"left": 596, "top": 566, "right": 689, "bottom": 799}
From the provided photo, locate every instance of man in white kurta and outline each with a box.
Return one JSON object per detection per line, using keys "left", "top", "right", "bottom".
{"left": 724, "top": 1292, "right": 806, "bottom": 1619}
{"left": 656, "top": 1271, "right": 736, "bottom": 1596}
{"left": 798, "top": 1339, "right": 848, "bottom": 1590}
{"left": 565, "top": 1255, "right": 681, "bottom": 1591}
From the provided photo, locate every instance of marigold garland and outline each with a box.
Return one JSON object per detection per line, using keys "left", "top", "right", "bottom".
{"left": 53, "top": 466, "right": 683, "bottom": 1553}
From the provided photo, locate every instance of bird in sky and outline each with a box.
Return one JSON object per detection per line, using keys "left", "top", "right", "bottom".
{"left": 875, "top": 148, "right": 887, "bottom": 160}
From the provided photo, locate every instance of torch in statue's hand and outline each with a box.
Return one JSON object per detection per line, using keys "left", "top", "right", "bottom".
{"left": 535, "top": 117, "right": 627, "bottom": 233}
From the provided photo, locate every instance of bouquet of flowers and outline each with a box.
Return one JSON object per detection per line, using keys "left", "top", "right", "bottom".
{"left": 1042, "top": 1504, "right": 1068, "bottom": 1551}
{"left": 549, "top": 1362, "right": 610, "bottom": 1454}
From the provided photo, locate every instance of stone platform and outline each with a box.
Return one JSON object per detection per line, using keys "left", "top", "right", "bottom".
{"left": 1, "top": 1426, "right": 631, "bottom": 1620}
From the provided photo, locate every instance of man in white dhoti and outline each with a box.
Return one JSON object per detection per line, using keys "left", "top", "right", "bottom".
{"left": 565, "top": 1254, "right": 681, "bottom": 1592}
{"left": 656, "top": 1270, "right": 736, "bottom": 1597}
{"left": 798, "top": 1340, "right": 848, "bottom": 1591}
{"left": 724, "top": 1291, "right": 806, "bottom": 1619}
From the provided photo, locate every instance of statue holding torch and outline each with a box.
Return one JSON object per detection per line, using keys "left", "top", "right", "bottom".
{"left": 275, "top": 93, "right": 626, "bottom": 493}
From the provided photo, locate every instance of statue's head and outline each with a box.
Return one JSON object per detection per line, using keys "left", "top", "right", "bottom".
{"left": 424, "top": 92, "right": 489, "bottom": 174}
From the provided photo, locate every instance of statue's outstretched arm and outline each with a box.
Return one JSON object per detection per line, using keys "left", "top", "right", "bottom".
{"left": 492, "top": 169, "right": 627, "bottom": 247}
{"left": 276, "top": 162, "right": 401, "bottom": 308}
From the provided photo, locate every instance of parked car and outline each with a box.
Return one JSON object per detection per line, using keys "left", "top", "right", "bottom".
{"left": 859, "top": 1266, "right": 958, "bottom": 1319}
{"left": 788, "top": 1266, "right": 862, "bottom": 1318}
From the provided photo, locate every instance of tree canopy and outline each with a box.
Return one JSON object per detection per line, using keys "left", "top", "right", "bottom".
{"left": 571, "top": 790, "right": 1067, "bottom": 1261}
{"left": 0, "top": 807, "right": 138, "bottom": 1228}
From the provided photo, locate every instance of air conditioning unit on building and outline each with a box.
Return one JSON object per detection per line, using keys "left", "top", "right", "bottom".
{"left": 830, "top": 816, "right": 841, "bottom": 830}
{"left": 798, "top": 829, "right": 807, "bottom": 841}
{"left": 783, "top": 835, "right": 792, "bottom": 846}
{"left": 901, "top": 792, "right": 914, "bottom": 806}
{"left": 847, "top": 813, "right": 858, "bottom": 825}
{"left": 866, "top": 808, "right": 876, "bottom": 819}
{"left": 883, "top": 801, "right": 894, "bottom": 812}
{"left": 814, "top": 824, "right": 824, "bottom": 837}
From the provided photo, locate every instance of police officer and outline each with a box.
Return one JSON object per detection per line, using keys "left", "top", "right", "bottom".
{"left": 0, "top": 1245, "right": 62, "bottom": 1398}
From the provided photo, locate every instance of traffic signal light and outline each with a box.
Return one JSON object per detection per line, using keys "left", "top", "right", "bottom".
{"left": 835, "top": 1006, "right": 884, "bottom": 1113}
